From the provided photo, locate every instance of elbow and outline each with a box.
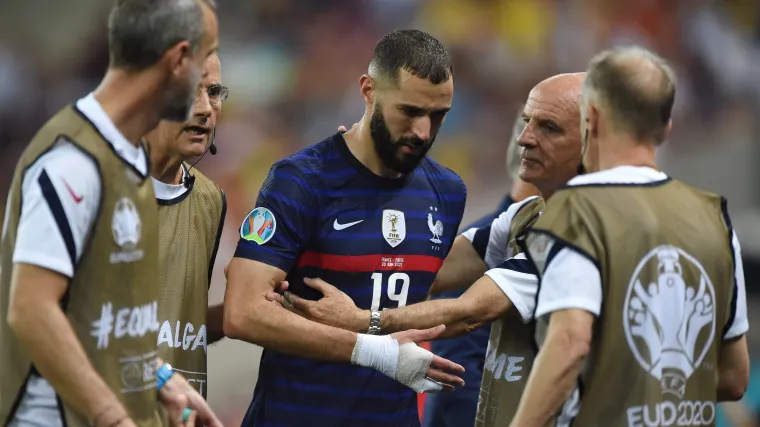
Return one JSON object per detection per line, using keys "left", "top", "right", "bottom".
{"left": 460, "top": 299, "right": 498, "bottom": 333}
{"left": 554, "top": 323, "right": 591, "bottom": 361}
{"left": 719, "top": 367, "right": 750, "bottom": 402}
{"left": 222, "top": 304, "right": 259, "bottom": 341}
{"left": 7, "top": 298, "right": 30, "bottom": 335}
{"left": 720, "top": 382, "right": 748, "bottom": 402}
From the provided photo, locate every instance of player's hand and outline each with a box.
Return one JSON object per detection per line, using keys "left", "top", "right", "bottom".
{"left": 160, "top": 372, "right": 223, "bottom": 427}
{"left": 267, "top": 278, "right": 366, "bottom": 332}
{"left": 352, "top": 325, "right": 465, "bottom": 394}
{"left": 391, "top": 325, "right": 466, "bottom": 392}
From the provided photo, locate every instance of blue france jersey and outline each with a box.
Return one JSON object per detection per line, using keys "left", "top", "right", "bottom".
{"left": 234, "top": 133, "right": 467, "bottom": 427}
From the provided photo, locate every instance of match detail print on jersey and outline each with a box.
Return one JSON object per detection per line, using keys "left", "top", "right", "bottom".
{"left": 240, "top": 207, "right": 276, "bottom": 245}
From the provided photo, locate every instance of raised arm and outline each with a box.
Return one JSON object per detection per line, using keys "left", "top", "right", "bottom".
{"left": 7, "top": 144, "right": 133, "bottom": 426}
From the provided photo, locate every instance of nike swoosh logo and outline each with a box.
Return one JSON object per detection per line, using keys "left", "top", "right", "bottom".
{"left": 61, "top": 178, "right": 83, "bottom": 203}
{"left": 333, "top": 219, "right": 363, "bottom": 230}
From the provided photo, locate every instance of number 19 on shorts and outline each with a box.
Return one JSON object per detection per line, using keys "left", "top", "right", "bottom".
{"left": 370, "top": 272, "right": 410, "bottom": 310}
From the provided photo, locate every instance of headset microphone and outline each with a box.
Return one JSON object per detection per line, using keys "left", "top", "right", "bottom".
{"left": 209, "top": 128, "right": 217, "bottom": 155}
{"left": 183, "top": 128, "right": 218, "bottom": 189}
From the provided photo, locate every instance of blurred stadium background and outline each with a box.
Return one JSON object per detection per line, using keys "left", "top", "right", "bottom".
{"left": 1, "top": 0, "right": 759, "bottom": 424}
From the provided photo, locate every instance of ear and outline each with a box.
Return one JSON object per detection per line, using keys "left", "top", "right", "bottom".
{"left": 163, "top": 40, "right": 193, "bottom": 77}
{"left": 359, "top": 74, "right": 375, "bottom": 106}
{"left": 586, "top": 103, "right": 600, "bottom": 137}
{"left": 662, "top": 119, "right": 673, "bottom": 142}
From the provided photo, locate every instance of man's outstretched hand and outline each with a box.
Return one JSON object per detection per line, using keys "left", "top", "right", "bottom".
{"left": 266, "top": 278, "right": 366, "bottom": 332}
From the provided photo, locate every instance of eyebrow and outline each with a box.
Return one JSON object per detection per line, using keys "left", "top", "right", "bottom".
{"left": 400, "top": 104, "right": 450, "bottom": 114}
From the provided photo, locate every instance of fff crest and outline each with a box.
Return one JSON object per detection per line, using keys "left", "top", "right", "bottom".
{"left": 382, "top": 209, "right": 406, "bottom": 248}
{"left": 623, "top": 245, "right": 716, "bottom": 399}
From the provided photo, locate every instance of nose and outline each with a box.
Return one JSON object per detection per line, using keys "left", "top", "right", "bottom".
{"left": 516, "top": 122, "right": 536, "bottom": 148}
{"left": 194, "top": 88, "right": 213, "bottom": 120}
{"left": 411, "top": 116, "right": 431, "bottom": 142}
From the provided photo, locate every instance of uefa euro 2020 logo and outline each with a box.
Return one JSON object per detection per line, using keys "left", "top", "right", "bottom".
{"left": 623, "top": 245, "right": 716, "bottom": 399}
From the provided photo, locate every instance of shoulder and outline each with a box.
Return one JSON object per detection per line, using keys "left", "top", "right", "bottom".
{"left": 24, "top": 140, "right": 101, "bottom": 194}
{"left": 418, "top": 157, "right": 467, "bottom": 196}
{"left": 191, "top": 167, "right": 224, "bottom": 204}
{"left": 503, "top": 195, "right": 541, "bottom": 222}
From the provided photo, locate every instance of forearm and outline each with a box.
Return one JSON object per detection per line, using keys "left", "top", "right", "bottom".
{"left": 9, "top": 300, "right": 127, "bottom": 425}
{"left": 206, "top": 304, "right": 224, "bottom": 344}
{"left": 512, "top": 334, "right": 586, "bottom": 427}
{"left": 377, "top": 299, "right": 477, "bottom": 337}
{"left": 429, "top": 237, "right": 487, "bottom": 295}
{"left": 224, "top": 299, "right": 358, "bottom": 363}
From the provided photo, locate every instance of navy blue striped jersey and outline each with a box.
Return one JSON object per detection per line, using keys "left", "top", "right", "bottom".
{"left": 234, "top": 132, "right": 467, "bottom": 427}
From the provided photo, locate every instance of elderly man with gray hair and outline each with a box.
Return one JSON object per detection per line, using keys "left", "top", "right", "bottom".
{"left": 421, "top": 108, "right": 537, "bottom": 427}
{"left": 512, "top": 46, "right": 749, "bottom": 427}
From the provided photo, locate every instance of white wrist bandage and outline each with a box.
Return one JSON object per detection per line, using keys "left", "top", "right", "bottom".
{"left": 351, "top": 334, "right": 443, "bottom": 393}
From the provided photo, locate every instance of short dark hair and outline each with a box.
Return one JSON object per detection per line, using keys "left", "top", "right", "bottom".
{"left": 369, "top": 29, "right": 453, "bottom": 85}
{"left": 108, "top": 0, "right": 215, "bottom": 70}
{"left": 583, "top": 46, "right": 676, "bottom": 144}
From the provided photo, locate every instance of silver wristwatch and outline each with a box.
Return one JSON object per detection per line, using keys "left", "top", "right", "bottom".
{"left": 367, "top": 310, "right": 382, "bottom": 335}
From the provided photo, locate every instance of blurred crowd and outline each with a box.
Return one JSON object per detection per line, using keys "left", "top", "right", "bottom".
{"left": 1, "top": 0, "right": 759, "bottom": 424}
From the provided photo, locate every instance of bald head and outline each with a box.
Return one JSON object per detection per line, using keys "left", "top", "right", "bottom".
{"left": 517, "top": 72, "right": 585, "bottom": 194}
{"left": 583, "top": 47, "right": 676, "bottom": 144}
{"left": 535, "top": 73, "right": 585, "bottom": 106}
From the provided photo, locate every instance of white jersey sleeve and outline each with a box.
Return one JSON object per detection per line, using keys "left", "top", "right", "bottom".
{"left": 11, "top": 140, "right": 102, "bottom": 278}
{"left": 484, "top": 252, "right": 539, "bottom": 322}
{"left": 461, "top": 196, "right": 540, "bottom": 269}
{"left": 723, "top": 231, "right": 748, "bottom": 339}
{"left": 533, "top": 244, "right": 603, "bottom": 319}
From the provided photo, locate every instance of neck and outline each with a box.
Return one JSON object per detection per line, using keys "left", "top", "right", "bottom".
{"left": 149, "top": 141, "right": 185, "bottom": 184}
{"left": 343, "top": 116, "right": 403, "bottom": 179}
{"left": 595, "top": 133, "right": 658, "bottom": 172}
{"left": 510, "top": 179, "right": 540, "bottom": 202}
{"left": 93, "top": 68, "right": 164, "bottom": 147}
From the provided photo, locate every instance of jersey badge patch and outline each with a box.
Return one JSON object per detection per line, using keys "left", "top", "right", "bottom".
{"left": 241, "top": 207, "right": 276, "bottom": 245}
{"left": 382, "top": 209, "right": 406, "bottom": 248}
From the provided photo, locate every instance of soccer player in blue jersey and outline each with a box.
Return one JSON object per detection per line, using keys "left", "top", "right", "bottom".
{"left": 223, "top": 29, "right": 467, "bottom": 427}
{"left": 422, "top": 107, "right": 537, "bottom": 427}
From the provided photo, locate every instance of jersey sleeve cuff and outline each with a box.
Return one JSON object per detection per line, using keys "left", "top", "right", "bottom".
{"left": 460, "top": 227, "right": 476, "bottom": 243}
{"left": 12, "top": 250, "right": 74, "bottom": 278}
{"left": 233, "top": 241, "right": 295, "bottom": 272}
{"left": 723, "top": 319, "right": 749, "bottom": 340}
{"left": 483, "top": 268, "right": 535, "bottom": 323}
{"left": 534, "top": 297, "right": 601, "bottom": 319}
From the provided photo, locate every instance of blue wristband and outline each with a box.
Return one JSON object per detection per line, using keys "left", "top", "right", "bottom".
{"left": 156, "top": 363, "right": 174, "bottom": 391}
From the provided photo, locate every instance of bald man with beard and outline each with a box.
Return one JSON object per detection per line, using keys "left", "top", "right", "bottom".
{"left": 268, "top": 73, "right": 586, "bottom": 426}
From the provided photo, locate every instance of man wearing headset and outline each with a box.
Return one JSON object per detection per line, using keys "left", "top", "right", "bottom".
{"left": 145, "top": 53, "right": 228, "bottom": 398}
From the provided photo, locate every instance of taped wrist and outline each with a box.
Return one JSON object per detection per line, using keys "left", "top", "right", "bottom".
{"left": 351, "top": 334, "right": 399, "bottom": 378}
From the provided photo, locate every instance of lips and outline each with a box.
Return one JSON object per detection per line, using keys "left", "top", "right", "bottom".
{"left": 183, "top": 125, "right": 210, "bottom": 136}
